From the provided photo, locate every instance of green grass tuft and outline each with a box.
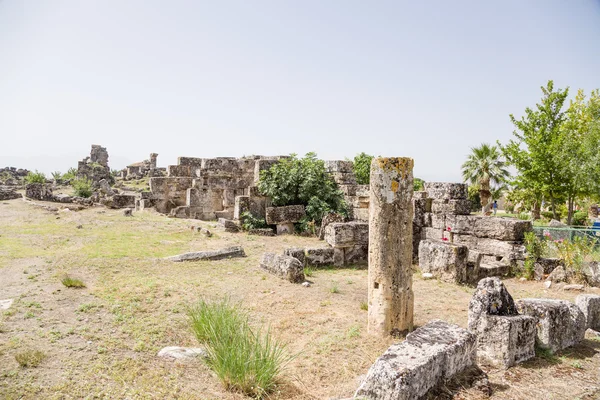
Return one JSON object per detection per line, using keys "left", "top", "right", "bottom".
{"left": 61, "top": 275, "right": 86, "bottom": 288}
{"left": 360, "top": 301, "right": 368, "bottom": 311}
{"left": 303, "top": 266, "right": 315, "bottom": 278}
{"left": 188, "top": 298, "right": 292, "bottom": 399}
{"left": 330, "top": 285, "right": 340, "bottom": 294}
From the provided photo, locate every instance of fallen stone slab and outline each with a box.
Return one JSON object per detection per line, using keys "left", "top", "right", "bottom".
{"left": 575, "top": 294, "right": 600, "bottom": 331}
{"left": 283, "top": 247, "right": 306, "bottom": 266}
{"left": 218, "top": 218, "right": 240, "bottom": 233}
{"left": 318, "top": 212, "right": 345, "bottom": 240}
{"left": 516, "top": 298, "right": 586, "bottom": 353}
{"left": 468, "top": 278, "right": 535, "bottom": 368}
{"left": 418, "top": 239, "right": 468, "bottom": 283}
{"left": 166, "top": 246, "right": 246, "bottom": 262}
{"left": 248, "top": 228, "right": 275, "bottom": 236}
{"left": 157, "top": 346, "right": 207, "bottom": 360}
{"left": 354, "top": 319, "right": 477, "bottom": 400}
{"left": 0, "top": 299, "right": 14, "bottom": 310}
{"left": 259, "top": 253, "right": 305, "bottom": 283}
{"left": 324, "top": 221, "right": 369, "bottom": 248}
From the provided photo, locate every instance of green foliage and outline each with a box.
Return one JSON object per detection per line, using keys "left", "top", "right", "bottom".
{"left": 61, "top": 275, "right": 86, "bottom": 288}
{"left": 15, "top": 349, "right": 46, "bottom": 368}
{"left": 523, "top": 232, "right": 547, "bottom": 279}
{"left": 467, "top": 184, "right": 481, "bottom": 212}
{"left": 303, "top": 266, "right": 315, "bottom": 278}
{"left": 572, "top": 211, "right": 589, "bottom": 226}
{"left": 353, "top": 152, "right": 374, "bottom": 185}
{"left": 24, "top": 171, "right": 46, "bottom": 184}
{"left": 258, "top": 153, "right": 347, "bottom": 228}
{"left": 188, "top": 298, "right": 292, "bottom": 398}
{"left": 330, "top": 285, "right": 340, "bottom": 294}
{"left": 414, "top": 177, "right": 425, "bottom": 192}
{"left": 62, "top": 168, "right": 77, "bottom": 181}
{"left": 51, "top": 171, "right": 62, "bottom": 182}
{"left": 554, "top": 236, "right": 595, "bottom": 281}
{"left": 461, "top": 143, "right": 509, "bottom": 209}
{"left": 72, "top": 177, "right": 93, "bottom": 198}
{"left": 110, "top": 169, "right": 121, "bottom": 178}
{"left": 240, "top": 212, "right": 268, "bottom": 231}
{"left": 359, "top": 301, "right": 368, "bottom": 311}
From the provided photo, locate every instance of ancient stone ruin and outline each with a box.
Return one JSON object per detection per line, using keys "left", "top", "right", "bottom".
{"left": 368, "top": 157, "right": 414, "bottom": 337}
{"left": 77, "top": 144, "right": 112, "bottom": 187}
{"left": 121, "top": 153, "right": 165, "bottom": 180}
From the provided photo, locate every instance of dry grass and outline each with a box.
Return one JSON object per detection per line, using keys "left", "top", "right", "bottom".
{"left": 0, "top": 198, "right": 599, "bottom": 399}
{"left": 14, "top": 349, "right": 46, "bottom": 368}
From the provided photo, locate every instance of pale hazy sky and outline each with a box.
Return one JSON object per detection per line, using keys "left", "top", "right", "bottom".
{"left": 1, "top": 1, "right": 599, "bottom": 181}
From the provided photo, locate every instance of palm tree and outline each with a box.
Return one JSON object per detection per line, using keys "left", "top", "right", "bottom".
{"left": 461, "top": 143, "right": 510, "bottom": 212}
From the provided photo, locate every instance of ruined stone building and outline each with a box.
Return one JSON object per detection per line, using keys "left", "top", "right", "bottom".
{"left": 77, "top": 145, "right": 112, "bottom": 186}
{"left": 121, "top": 153, "right": 165, "bottom": 180}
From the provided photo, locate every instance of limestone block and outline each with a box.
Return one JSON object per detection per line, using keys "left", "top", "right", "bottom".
{"left": 305, "top": 247, "right": 334, "bottom": 267}
{"left": 248, "top": 228, "right": 275, "bottom": 236}
{"left": 325, "top": 160, "right": 354, "bottom": 173}
{"left": 215, "top": 210, "right": 234, "bottom": 220}
{"left": 430, "top": 213, "right": 446, "bottom": 229}
{"left": 424, "top": 182, "right": 468, "bottom": 200}
{"left": 413, "top": 191, "right": 428, "bottom": 199}
{"left": 418, "top": 239, "right": 468, "bottom": 283}
{"left": 474, "top": 315, "right": 536, "bottom": 368}
{"left": 453, "top": 234, "right": 525, "bottom": 261}
{"left": 468, "top": 278, "right": 535, "bottom": 368}
{"left": 259, "top": 253, "right": 305, "bottom": 283}
{"left": 431, "top": 199, "right": 472, "bottom": 215}
{"left": 318, "top": 212, "right": 345, "bottom": 240}
{"left": 445, "top": 215, "right": 532, "bottom": 241}
{"left": 339, "top": 184, "right": 370, "bottom": 197}
{"left": 345, "top": 244, "right": 368, "bottom": 266}
{"left": 324, "top": 222, "right": 369, "bottom": 248}
{"left": 276, "top": 223, "right": 295, "bottom": 235}
{"left": 355, "top": 320, "right": 477, "bottom": 400}
{"left": 167, "top": 165, "right": 192, "bottom": 177}
{"left": 233, "top": 195, "right": 251, "bottom": 220}
{"left": 166, "top": 246, "right": 246, "bottom": 262}
{"left": 218, "top": 218, "right": 239, "bottom": 233}
{"left": 478, "top": 261, "right": 510, "bottom": 280}
{"left": 350, "top": 207, "right": 369, "bottom": 222}
{"left": 283, "top": 247, "right": 305, "bottom": 266}
{"left": 575, "top": 294, "right": 600, "bottom": 330}
{"left": 422, "top": 227, "right": 443, "bottom": 240}
{"left": 222, "top": 189, "right": 236, "bottom": 208}
{"left": 111, "top": 194, "right": 136, "bottom": 209}
{"left": 583, "top": 261, "right": 600, "bottom": 288}
{"left": 516, "top": 298, "right": 586, "bottom": 353}
{"left": 176, "top": 157, "right": 203, "bottom": 167}
{"left": 253, "top": 159, "right": 279, "bottom": 183}
{"left": 0, "top": 188, "right": 20, "bottom": 201}
{"left": 149, "top": 177, "right": 193, "bottom": 213}
{"left": 331, "top": 172, "right": 357, "bottom": 185}
{"left": 265, "top": 205, "right": 305, "bottom": 224}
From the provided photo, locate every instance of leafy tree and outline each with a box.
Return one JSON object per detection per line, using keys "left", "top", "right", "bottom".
{"left": 461, "top": 143, "right": 509, "bottom": 211}
{"left": 414, "top": 178, "right": 425, "bottom": 192}
{"left": 72, "top": 177, "right": 93, "bottom": 198}
{"left": 559, "top": 89, "right": 600, "bottom": 224}
{"left": 500, "top": 81, "right": 570, "bottom": 220}
{"left": 258, "top": 153, "right": 347, "bottom": 229}
{"left": 352, "top": 152, "right": 374, "bottom": 185}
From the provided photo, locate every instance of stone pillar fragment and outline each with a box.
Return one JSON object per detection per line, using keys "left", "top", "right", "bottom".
{"left": 368, "top": 157, "right": 414, "bottom": 336}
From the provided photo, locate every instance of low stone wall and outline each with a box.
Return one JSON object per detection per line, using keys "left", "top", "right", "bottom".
{"left": 418, "top": 239, "right": 468, "bottom": 283}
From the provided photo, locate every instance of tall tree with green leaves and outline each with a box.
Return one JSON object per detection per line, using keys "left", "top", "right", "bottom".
{"left": 560, "top": 89, "right": 600, "bottom": 224}
{"left": 500, "top": 80, "right": 570, "bottom": 220}
{"left": 352, "top": 152, "right": 374, "bottom": 185}
{"left": 461, "top": 143, "right": 509, "bottom": 211}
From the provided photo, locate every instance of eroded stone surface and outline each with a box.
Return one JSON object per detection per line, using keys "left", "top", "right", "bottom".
{"left": 305, "top": 247, "right": 335, "bottom": 267}
{"left": 355, "top": 320, "right": 476, "bottom": 400}
{"left": 0, "top": 299, "right": 14, "bottom": 310}
{"left": 516, "top": 298, "right": 586, "bottom": 353}
{"left": 157, "top": 346, "right": 207, "bottom": 360}
{"left": 265, "top": 205, "right": 305, "bottom": 224}
{"left": 368, "top": 157, "right": 414, "bottom": 336}
{"left": 418, "top": 239, "right": 468, "bottom": 283}
{"left": 259, "top": 253, "right": 305, "bottom": 283}
{"left": 423, "top": 182, "right": 468, "bottom": 200}
{"left": 575, "top": 294, "right": 600, "bottom": 330}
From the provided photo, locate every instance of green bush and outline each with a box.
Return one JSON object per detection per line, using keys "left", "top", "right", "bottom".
{"left": 24, "top": 171, "right": 46, "bottom": 184}
{"left": 572, "top": 211, "right": 589, "bottom": 226}
{"left": 72, "top": 177, "right": 93, "bottom": 198}
{"left": 188, "top": 298, "right": 292, "bottom": 398}
{"left": 62, "top": 168, "right": 77, "bottom": 181}
{"left": 51, "top": 171, "right": 62, "bottom": 182}
{"left": 352, "top": 152, "right": 373, "bottom": 185}
{"left": 554, "top": 236, "right": 596, "bottom": 282}
{"left": 414, "top": 177, "right": 425, "bottom": 192}
{"left": 240, "top": 212, "right": 268, "bottom": 231}
{"left": 467, "top": 185, "right": 481, "bottom": 212}
{"left": 258, "top": 153, "right": 347, "bottom": 229}
{"left": 61, "top": 275, "right": 86, "bottom": 288}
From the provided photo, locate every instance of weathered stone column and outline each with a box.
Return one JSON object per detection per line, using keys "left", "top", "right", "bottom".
{"left": 368, "top": 157, "right": 414, "bottom": 336}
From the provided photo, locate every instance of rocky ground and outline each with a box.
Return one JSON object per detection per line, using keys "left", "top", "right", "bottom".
{"left": 0, "top": 198, "right": 599, "bottom": 399}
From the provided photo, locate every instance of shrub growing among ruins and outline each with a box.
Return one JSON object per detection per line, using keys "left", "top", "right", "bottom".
{"left": 72, "top": 177, "right": 93, "bottom": 198}
{"left": 24, "top": 171, "right": 46, "bottom": 184}
{"left": 352, "top": 152, "right": 374, "bottom": 185}
{"left": 523, "top": 232, "right": 547, "bottom": 279}
{"left": 188, "top": 298, "right": 292, "bottom": 399}
{"left": 258, "top": 153, "right": 347, "bottom": 228}
{"left": 62, "top": 167, "right": 77, "bottom": 181}
{"left": 240, "top": 211, "right": 268, "bottom": 231}
{"left": 413, "top": 177, "right": 425, "bottom": 191}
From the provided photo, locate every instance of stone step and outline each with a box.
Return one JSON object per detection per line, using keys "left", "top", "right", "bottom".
{"left": 478, "top": 262, "right": 510, "bottom": 279}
